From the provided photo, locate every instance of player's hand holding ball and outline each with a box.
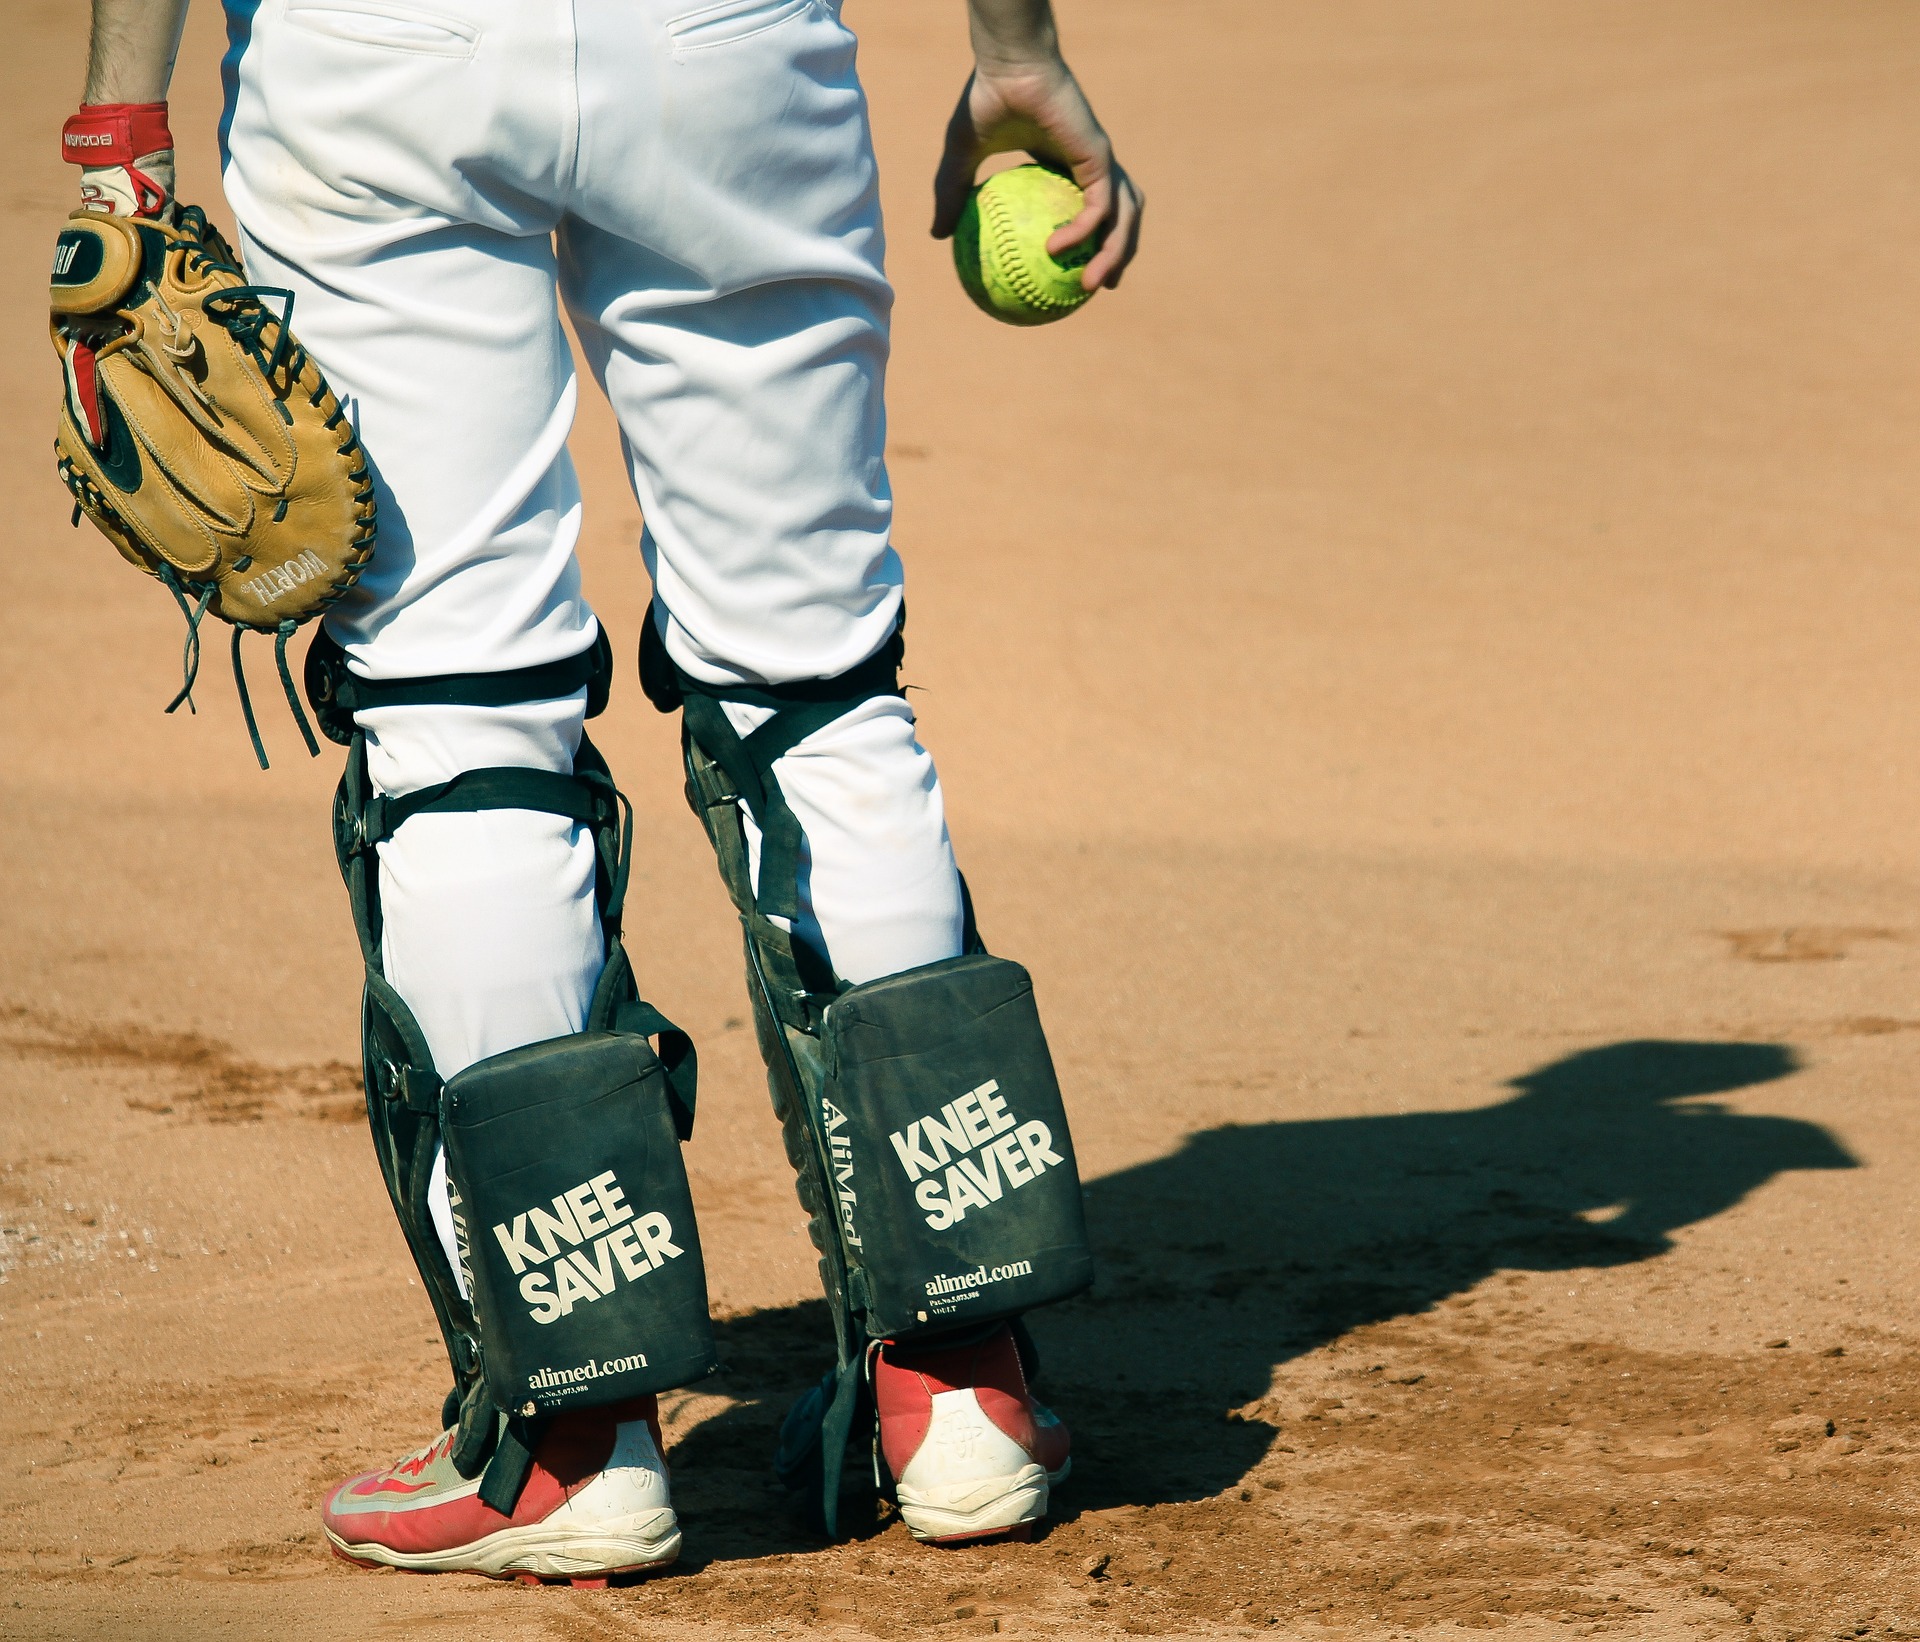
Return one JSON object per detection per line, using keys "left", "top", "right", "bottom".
{"left": 932, "top": 15, "right": 1142, "bottom": 325}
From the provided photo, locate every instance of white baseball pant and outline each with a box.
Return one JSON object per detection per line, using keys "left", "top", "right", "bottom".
{"left": 219, "top": 0, "right": 967, "bottom": 1261}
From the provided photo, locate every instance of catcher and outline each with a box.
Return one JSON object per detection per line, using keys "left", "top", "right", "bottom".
{"left": 63, "top": 0, "right": 1140, "bottom": 1583}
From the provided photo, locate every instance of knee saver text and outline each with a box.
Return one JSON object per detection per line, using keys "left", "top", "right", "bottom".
{"left": 887, "top": 1079, "right": 1067, "bottom": 1231}
{"left": 488, "top": 1168, "right": 685, "bottom": 1325}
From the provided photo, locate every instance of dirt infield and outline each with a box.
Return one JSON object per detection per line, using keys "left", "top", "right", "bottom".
{"left": 7, "top": 2, "right": 1920, "bottom": 1638}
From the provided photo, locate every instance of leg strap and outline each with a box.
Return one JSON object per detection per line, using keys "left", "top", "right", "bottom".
{"left": 640, "top": 609, "right": 909, "bottom": 1013}
{"left": 305, "top": 622, "right": 613, "bottom": 746}
{"left": 332, "top": 732, "right": 634, "bottom": 966}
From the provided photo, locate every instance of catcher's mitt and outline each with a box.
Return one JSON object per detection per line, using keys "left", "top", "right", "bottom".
{"left": 50, "top": 204, "right": 376, "bottom": 767}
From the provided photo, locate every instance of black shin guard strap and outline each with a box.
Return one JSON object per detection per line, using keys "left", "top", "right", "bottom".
{"left": 477, "top": 1417, "right": 539, "bottom": 1515}
{"left": 641, "top": 607, "right": 904, "bottom": 1001}
{"left": 306, "top": 623, "right": 613, "bottom": 746}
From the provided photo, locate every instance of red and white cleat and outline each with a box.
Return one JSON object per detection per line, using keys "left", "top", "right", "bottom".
{"left": 321, "top": 1397, "right": 679, "bottom": 1586}
{"left": 874, "top": 1325, "right": 1071, "bottom": 1544}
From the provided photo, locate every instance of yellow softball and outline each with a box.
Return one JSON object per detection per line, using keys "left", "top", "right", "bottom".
{"left": 953, "top": 164, "right": 1102, "bottom": 327}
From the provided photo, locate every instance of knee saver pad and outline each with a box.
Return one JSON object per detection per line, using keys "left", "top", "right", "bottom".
{"left": 821, "top": 953, "right": 1092, "bottom": 1340}
{"left": 442, "top": 1026, "right": 716, "bottom": 1414}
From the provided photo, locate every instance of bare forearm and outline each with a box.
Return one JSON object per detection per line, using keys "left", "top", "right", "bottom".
{"left": 84, "top": 0, "right": 189, "bottom": 104}
{"left": 964, "top": 0, "right": 1061, "bottom": 72}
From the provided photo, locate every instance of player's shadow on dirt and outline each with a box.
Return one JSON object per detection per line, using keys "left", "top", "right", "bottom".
{"left": 1039, "top": 1037, "right": 1853, "bottom": 1513}
{"left": 668, "top": 1038, "right": 1852, "bottom": 1550}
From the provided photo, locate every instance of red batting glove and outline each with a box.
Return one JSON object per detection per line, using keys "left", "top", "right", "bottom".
{"left": 62, "top": 103, "right": 175, "bottom": 219}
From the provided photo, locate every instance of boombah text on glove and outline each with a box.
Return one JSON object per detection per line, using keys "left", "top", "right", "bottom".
{"left": 888, "top": 1079, "right": 1067, "bottom": 1231}
{"left": 488, "top": 1168, "right": 688, "bottom": 1326}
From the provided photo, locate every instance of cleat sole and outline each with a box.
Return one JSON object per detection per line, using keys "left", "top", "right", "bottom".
{"left": 325, "top": 1507, "right": 681, "bottom": 1584}
{"left": 897, "top": 1463, "right": 1048, "bottom": 1544}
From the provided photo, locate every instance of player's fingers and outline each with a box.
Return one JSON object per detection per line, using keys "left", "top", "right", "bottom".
{"left": 1081, "top": 171, "right": 1142, "bottom": 290}
{"left": 1046, "top": 170, "right": 1111, "bottom": 258}
{"left": 930, "top": 153, "right": 974, "bottom": 239}
{"left": 1102, "top": 181, "right": 1144, "bottom": 289}
{"left": 930, "top": 81, "right": 983, "bottom": 238}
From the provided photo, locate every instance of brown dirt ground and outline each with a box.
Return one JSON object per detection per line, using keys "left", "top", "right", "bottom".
{"left": 7, "top": 2, "right": 1920, "bottom": 1638}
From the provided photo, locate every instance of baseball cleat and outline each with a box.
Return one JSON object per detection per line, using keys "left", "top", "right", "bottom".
{"left": 874, "top": 1325, "right": 1071, "bottom": 1544}
{"left": 321, "top": 1396, "right": 679, "bottom": 1586}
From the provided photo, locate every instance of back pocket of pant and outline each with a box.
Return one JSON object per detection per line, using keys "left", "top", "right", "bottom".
{"left": 283, "top": 0, "right": 479, "bottom": 57}
{"left": 665, "top": 0, "right": 817, "bottom": 53}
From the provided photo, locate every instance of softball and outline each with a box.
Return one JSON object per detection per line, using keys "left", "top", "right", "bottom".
{"left": 953, "top": 164, "right": 1102, "bottom": 327}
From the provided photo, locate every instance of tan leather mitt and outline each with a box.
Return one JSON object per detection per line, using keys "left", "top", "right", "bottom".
{"left": 50, "top": 204, "right": 376, "bottom": 765}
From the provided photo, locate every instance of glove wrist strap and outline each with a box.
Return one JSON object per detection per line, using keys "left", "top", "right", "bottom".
{"left": 61, "top": 103, "right": 173, "bottom": 167}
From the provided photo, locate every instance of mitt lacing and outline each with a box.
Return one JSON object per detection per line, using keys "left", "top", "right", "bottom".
{"left": 204, "top": 285, "right": 305, "bottom": 399}
{"left": 175, "top": 205, "right": 315, "bottom": 415}
{"left": 153, "top": 561, "right": 216, "bottom": 716}
{"left": 148, "top": 557, "right": 319, "bottom": 769}
{"left": 233, "top": 620, "right": 322, "bottom": 769}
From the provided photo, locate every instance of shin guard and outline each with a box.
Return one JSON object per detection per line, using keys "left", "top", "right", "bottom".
{"left": 640, "top": 611, "right": 1092, "bottom": 1535}
{"left": 317, "top": 631, "right": 714, "bottom": 1513}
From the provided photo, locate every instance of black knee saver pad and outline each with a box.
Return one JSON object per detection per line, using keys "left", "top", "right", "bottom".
{"left": 441, "top": 1029, "right": 717, "bottom": 1414}
{"left": 821, "top": 952, "right": 1093, "bottom": 1340}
